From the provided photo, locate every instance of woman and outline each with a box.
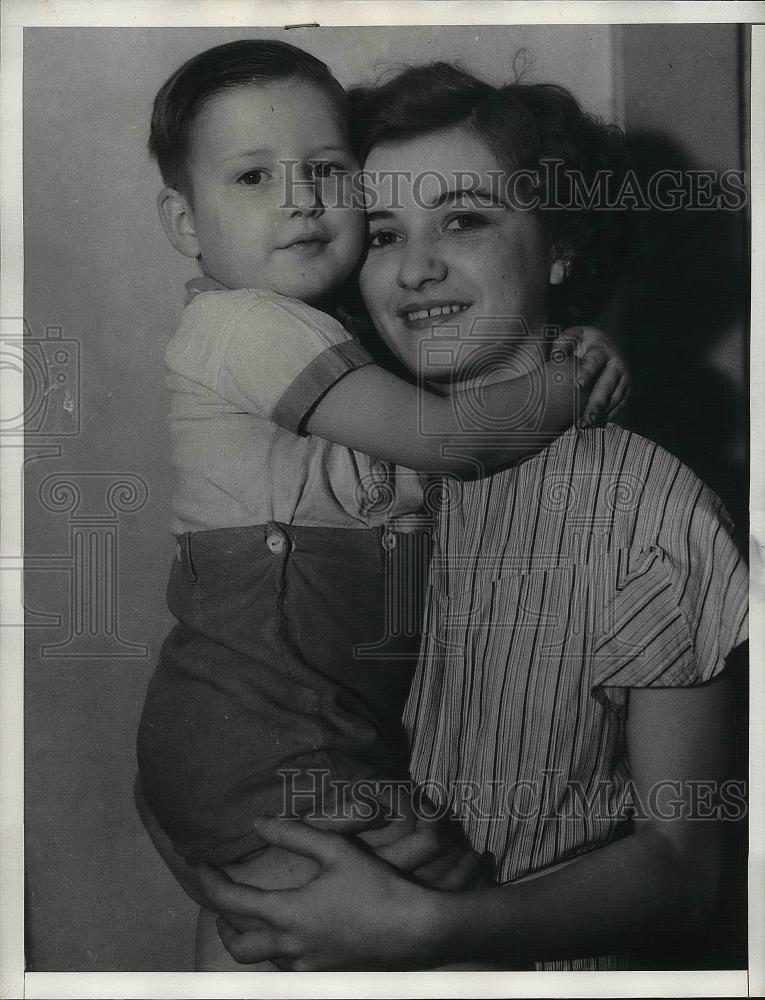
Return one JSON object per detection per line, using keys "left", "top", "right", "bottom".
{"left": 149, "top": 63, "right": 749, "bottom": 971}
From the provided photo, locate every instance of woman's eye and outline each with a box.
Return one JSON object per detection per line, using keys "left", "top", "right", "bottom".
{"left": 311, "top": 161, "right": 348, "bottom": 178}
{"left": 237, "top": 169, "right": 267, "bottom": 186}
{"left": 444, "top": 213, "right": 487, "bottom": 232}
{"left": 367, "top": 230, "right": 402, "bottom": 249}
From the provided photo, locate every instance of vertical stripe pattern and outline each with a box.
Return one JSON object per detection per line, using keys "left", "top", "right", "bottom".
{"left": 404, "top": 425, "right": 748, "bottom": 970}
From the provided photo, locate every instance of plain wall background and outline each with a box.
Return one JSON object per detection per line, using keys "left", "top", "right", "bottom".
{"left": 22, "top": 24, "right": 748, "bottom": 971}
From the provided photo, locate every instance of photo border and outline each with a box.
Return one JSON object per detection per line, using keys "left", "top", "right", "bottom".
{"left": 1, "top": 2, "right": 761, "bottom": 997}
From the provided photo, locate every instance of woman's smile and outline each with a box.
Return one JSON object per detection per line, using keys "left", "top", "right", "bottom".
{"left": 400, "top": 301, "right": 471, "bottom": 329}
{"left": 359, "top": 125, "right": 563, "bottom": 384}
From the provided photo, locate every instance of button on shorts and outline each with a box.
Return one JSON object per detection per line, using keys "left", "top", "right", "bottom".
{"left": 137, "top": 521, "right": 430, "bottom": 864}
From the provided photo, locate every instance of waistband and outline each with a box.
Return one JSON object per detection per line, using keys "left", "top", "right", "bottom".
{"left": 173, "top": 519, "right": 433, "bottom": 572}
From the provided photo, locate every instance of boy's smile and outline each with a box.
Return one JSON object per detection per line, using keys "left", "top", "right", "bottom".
{"left": 162, "top": 79, "right": 364, "bottom": 303}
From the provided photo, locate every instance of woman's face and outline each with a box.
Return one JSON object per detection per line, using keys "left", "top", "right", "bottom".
{"left": 359, "top": 125, "right": 565, "bottom": 384}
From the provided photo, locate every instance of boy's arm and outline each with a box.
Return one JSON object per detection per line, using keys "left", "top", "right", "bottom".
{"left": 215, "top": 295, "right": 627, "bottom": 477}
{"left": 305, "top": 352, "right": 582, "bottom": 477}
{"left": 306, "top": 327, "right": 628, "bottom": 477}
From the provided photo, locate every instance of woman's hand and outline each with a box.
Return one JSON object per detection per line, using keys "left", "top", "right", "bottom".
{"left": 199, "top": 669, "right": 736, "bottom": 970}
{"left": 369, "top": 815, "right": 495, "bottom": 890}
{"left": 557, "top": 325, "right": 631, "bottom": 427}
{"left": 300, "top": 790, "right": 495, "bottom": 889}
{"left": 196, "top": 817, "right": 450, "bottom": 971}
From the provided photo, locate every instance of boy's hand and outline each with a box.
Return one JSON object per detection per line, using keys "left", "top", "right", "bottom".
{"left": 554, "top": 325, "right": 631, "bottom": 428}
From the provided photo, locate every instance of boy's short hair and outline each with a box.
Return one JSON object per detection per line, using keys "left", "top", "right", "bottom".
{"left": 149, "top": 39, "right": 347, "bottom": 200}
{"left": 349, "top": 62, "right": 629, "bottom": 326}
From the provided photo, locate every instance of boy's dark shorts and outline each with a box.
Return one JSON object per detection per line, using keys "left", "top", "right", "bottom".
{"left": 136, "top": 520, "right": 430, "bottom": 865}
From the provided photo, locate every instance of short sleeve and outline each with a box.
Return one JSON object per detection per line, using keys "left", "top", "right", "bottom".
{"left": 178, "top": 290, "right": 374, "bottom": 434}
{"left": 590, "top": 485, "right": 748, "bottom": 709}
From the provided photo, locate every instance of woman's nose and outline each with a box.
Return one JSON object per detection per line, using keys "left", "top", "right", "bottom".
{"left": 396, "top": 244, "right": 447, "bottom": 290}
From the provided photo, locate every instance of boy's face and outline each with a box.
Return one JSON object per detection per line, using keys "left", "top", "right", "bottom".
{"left": 178, "top": 79, "right": 363, "bottom": 302}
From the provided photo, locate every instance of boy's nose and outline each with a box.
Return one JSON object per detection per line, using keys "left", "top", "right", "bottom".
{"left": 290, "top": 185, "right": 325, "bottom": 218}
{"left": 284, "top": 163, "right": 325, "bottom": 217}
{"left": 396, "top": 244, "right": 447, "bottom": 290}
{"left": 291, "top": 200, "right": 325, "bottom": 219}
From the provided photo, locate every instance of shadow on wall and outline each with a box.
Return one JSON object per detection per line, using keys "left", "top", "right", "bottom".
{"left": 613, "top": 130, "right": 749, "bottom": 546}
{"left": 611, "top": 130, "right": 749, "bottom": 971}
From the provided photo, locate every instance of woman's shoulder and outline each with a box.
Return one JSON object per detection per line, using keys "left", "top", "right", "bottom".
{"left": 568, "top": 422, "right": 687, "bottom": 475}
{"left": 541, "top": 424, "right": 738, "bottom": 549}
{"left": 564, "top": 423, "right": 718, "bottom": 500}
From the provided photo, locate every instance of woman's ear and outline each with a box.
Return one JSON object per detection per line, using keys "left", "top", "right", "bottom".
{"left": 549, "top": 254, "right": 571, "bottom": 286}
{"left": 157, "top": 187, "right": 200, "bottom": 260}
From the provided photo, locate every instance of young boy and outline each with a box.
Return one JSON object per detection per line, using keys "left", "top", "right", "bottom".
{"left": 135, "top": 39, "right": 625, "bottom": 969}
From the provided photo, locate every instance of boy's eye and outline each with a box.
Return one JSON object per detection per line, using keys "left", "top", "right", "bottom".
{"left": 367, "top": 230, "right": 402, "bottom": 249}
{"left": 444, "top": 212, "right": 488, "bottom": 232}
{"left": 237, "top": 169, "right": 267, "bottom": 186}
{"left": 311, "top": 160, "right": 348, "bottom": 178}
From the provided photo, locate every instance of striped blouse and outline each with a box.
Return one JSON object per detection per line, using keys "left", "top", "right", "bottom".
{"left": 403, "top": 424, "right": 748, "bottom": 971}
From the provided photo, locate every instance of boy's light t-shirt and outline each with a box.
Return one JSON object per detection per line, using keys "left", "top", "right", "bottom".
{"left": 166, "top": 277, "right": 424, "bottom": 535}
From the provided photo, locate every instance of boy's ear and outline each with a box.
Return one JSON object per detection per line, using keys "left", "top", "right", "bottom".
{"left": 157, "top": 187, "right": 200, "bottom": 260}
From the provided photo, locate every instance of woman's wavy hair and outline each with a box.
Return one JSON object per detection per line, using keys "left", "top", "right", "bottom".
{"left": 349, "top": 62, "right": 629, "bottom": 326}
